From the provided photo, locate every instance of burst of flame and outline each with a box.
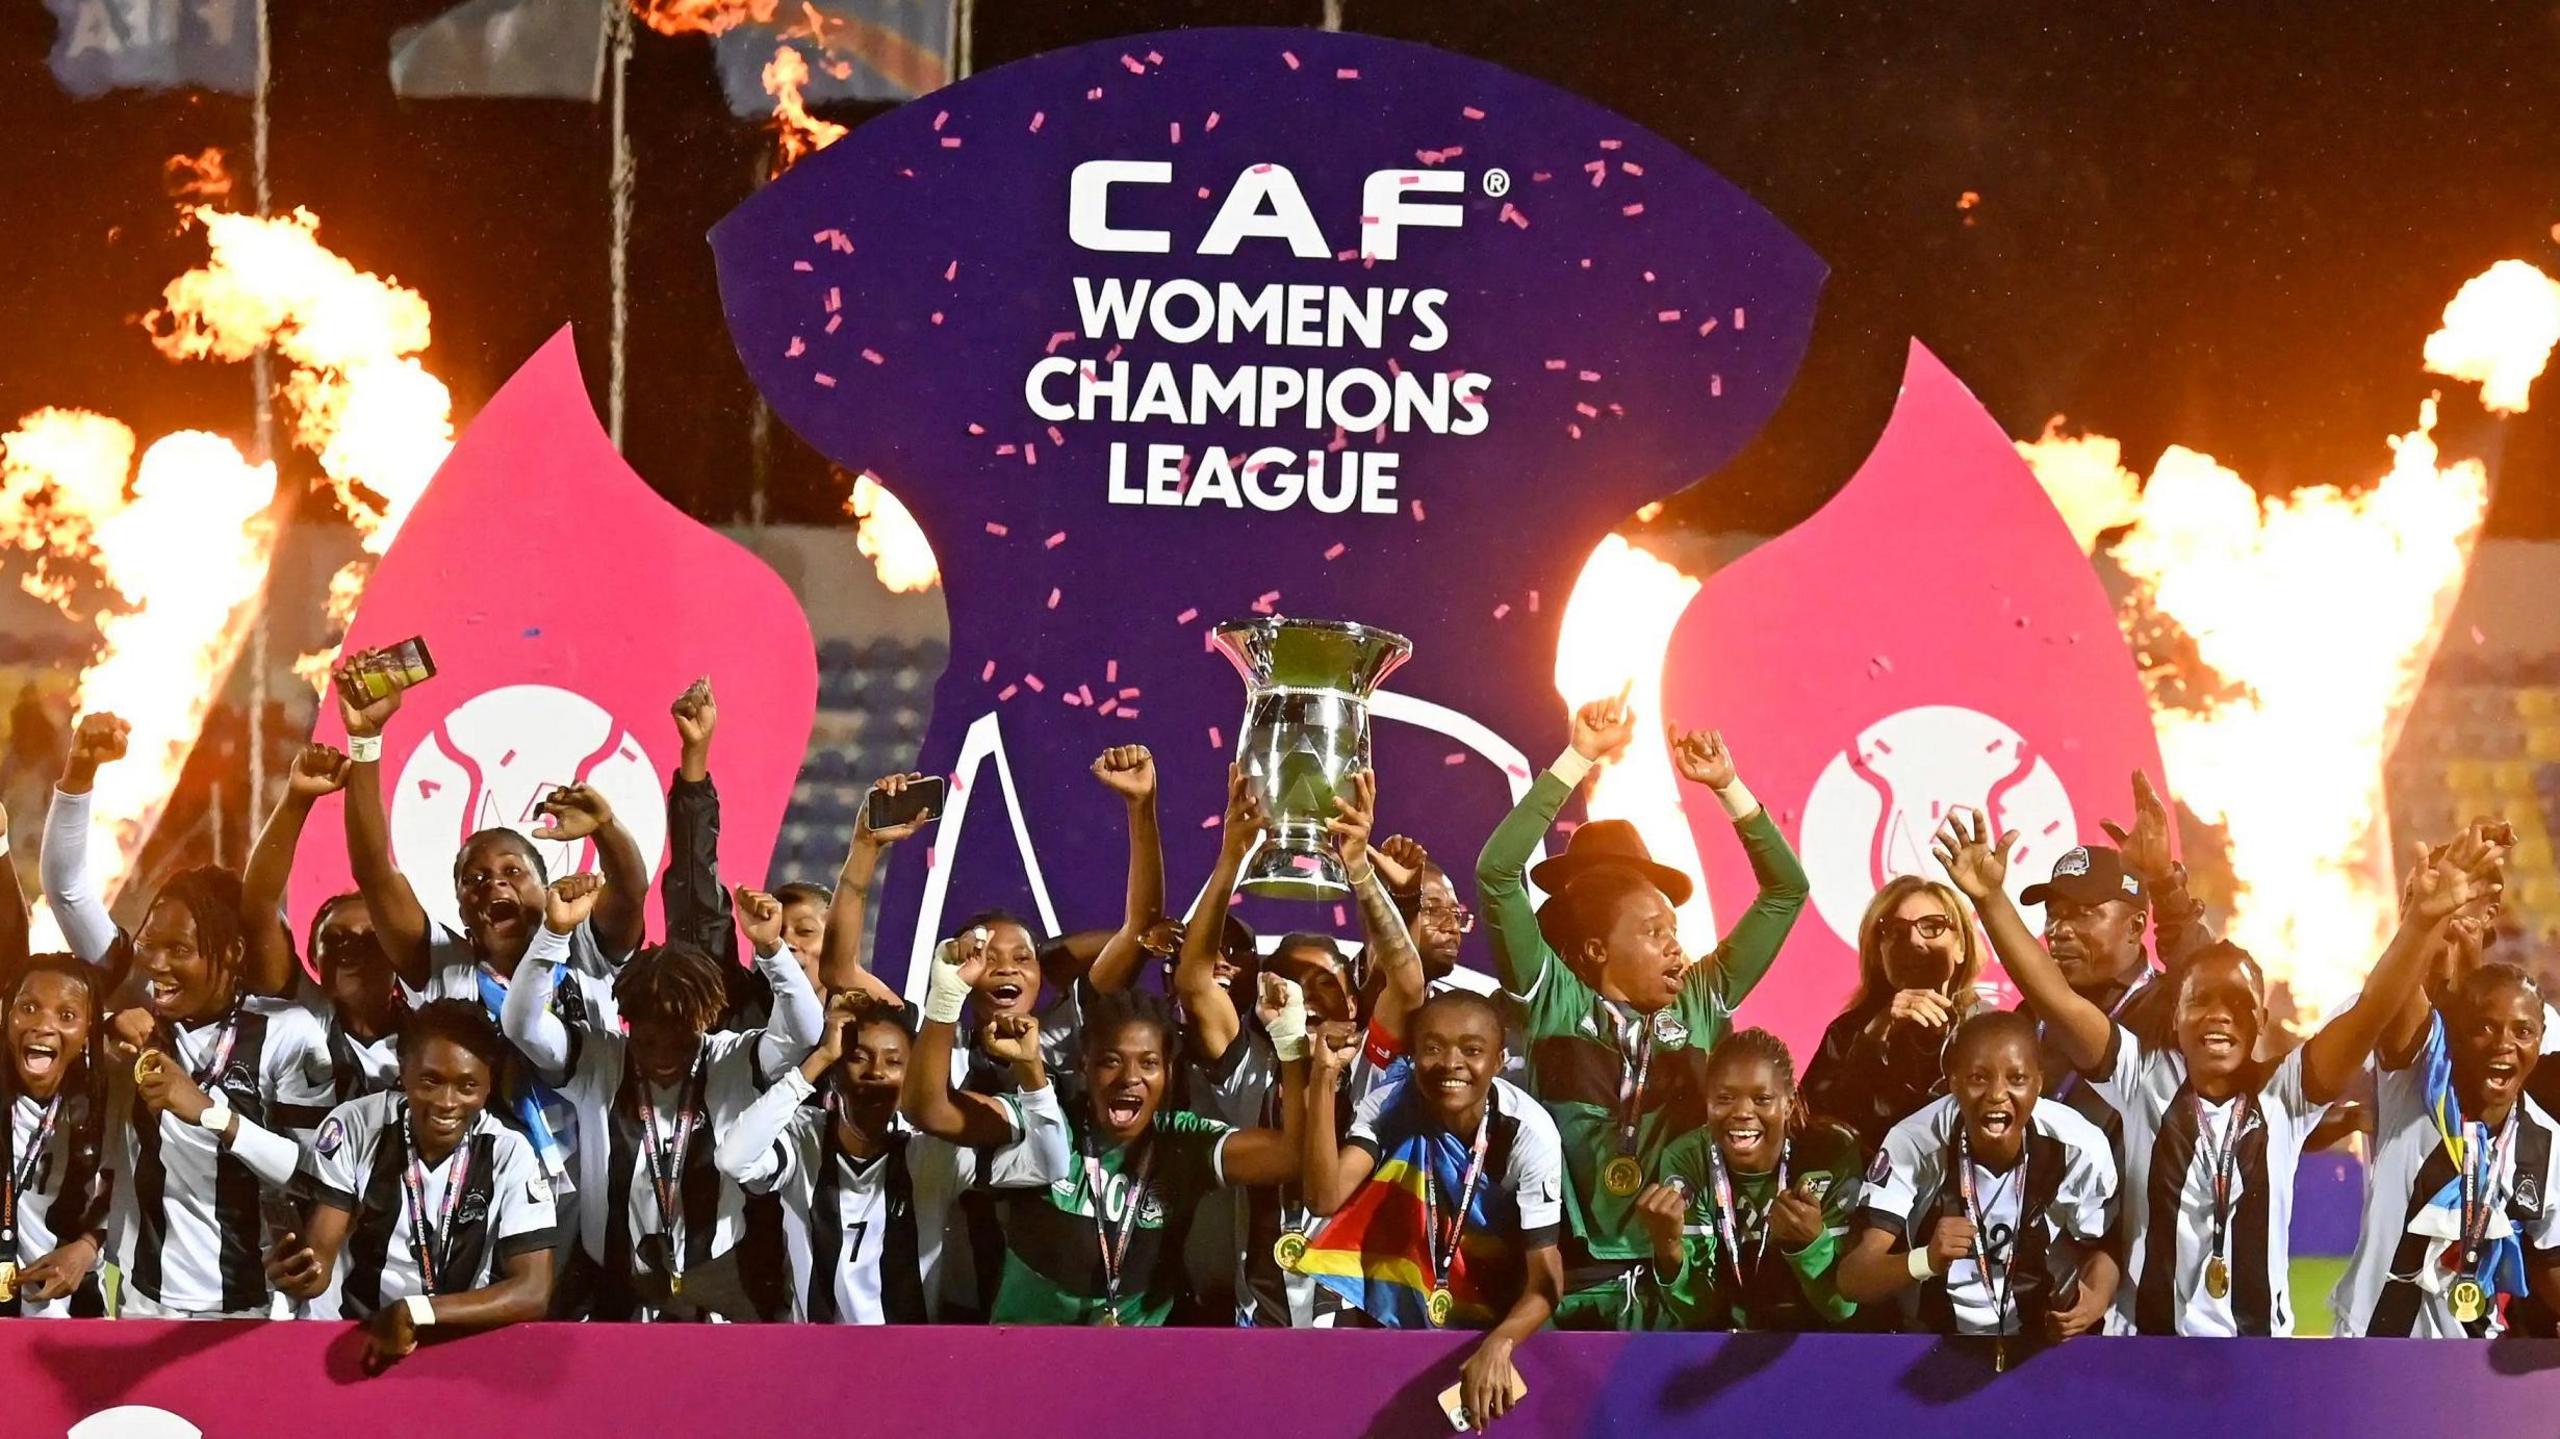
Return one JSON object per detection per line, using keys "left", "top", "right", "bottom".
{"left": 1552, "top": 533, "right": 1715, "bottom": 944}
{"left": 848, "top": 472, "right": 939, "bottom": 592}
{"left": 627, "top": 2, "right": 849, "bottom": 173}
{"left": 2014, "top": 418, "right": 2142, "bottom": 555}
{"left": 148, "top": 205, "right": 454, "bottom": 686}
{"left": 762, "top": 45, "right": 849, "bottom": 172}
{"left": 162, "top": 147, "right": 232, "bottom": 201}
{"left": 2422, "top": 260, "right": 2560, "bottom": 415}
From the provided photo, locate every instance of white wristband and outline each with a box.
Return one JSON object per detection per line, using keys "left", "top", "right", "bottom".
{"left": 347, "top": 733, "right": 384, "bottom": 763}
{"left": 405, "top": 1293, "right": 437, "bottom": 1327}
{"left": 1548, "top": 746, "right": 1597, "bottom": 789}
{"left": 1713, "top": 778, "right": 1761, "bottom": 822}
{"left": 1264, "top": 977, "right": 1309, "bottom": 1062}
{"left": 1907, "top": 1246, "right": 1936, "bottom": 1282}
{"left": 923, "top": 941, "right": 971, "bottom": 1025}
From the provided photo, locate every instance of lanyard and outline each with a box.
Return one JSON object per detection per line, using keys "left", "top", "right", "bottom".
{"left": 1709, "top": 1137, "right": 1790, "bottom": 1290}
{"left": 2459, "top": 1115, "right": 2520, "bottom": 1281}
{"left": 1082, "top": 1135, "right": 1156, "bottom": 1314}
{"left": 639, "top": 1054, "right": 705, "bottom": 1271}
{"left": 1611, "top": 1007, "right": 1655, "bottom": 1158}
{"left": 2192, "top": 1094, "right": 2254, "bottom": 1263}
{"left": 1953, "top": 1129, "right": 2021, "bottom": 1335}
{"left": 399, "top": 1106, "right": 474, "bottom": 1297}
{"left": 187, "top": 1004, "right": 245, "bottom": 1090}
{"left": 2, "top": 1097, "right": 62, "bottom": 1247}
{"left": 1423, "top": 1105, "right": 1494, "bottom": 1296}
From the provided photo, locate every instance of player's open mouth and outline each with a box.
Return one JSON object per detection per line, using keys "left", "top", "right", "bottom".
{"left": 1429, "top": 1071, "right": 1473, "bottom": 1096}
{"left": 480, "top": 897, "right": 525, "bottom": 929}
{"left": 988, "top": 983, "right": 1026, "bottom": 1008}
{"left": 2486, "top": 1056, "right": 2522, "bottom": 1085}
{"left": 1103, "top": 1090, "right": 1146, "bottom": 1126}
{"left": 2198, "top": 1029, "right": 2239, "bottom": 1058}
{"left": 145, "top": 978, "right": 182, "bottom": 1008}
{"left": 419, "top": 1109, "right": 464, "bottom": 1140}
{"left": 1975, "top": 1106, "right": 2017, "bottom": 1137}
{"left": 1721, "top": 1121, "right": 1765, "bottom": 1146}
{"left": 18, "top": 1040, "right": 59, "bottom": 1077}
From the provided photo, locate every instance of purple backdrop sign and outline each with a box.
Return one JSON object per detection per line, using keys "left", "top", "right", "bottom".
{"left": 13, "top": 1322, "right": 2560, "bottom": 1436}
{"left": 711, "top": 27, "right": 1825, "bottom": 988}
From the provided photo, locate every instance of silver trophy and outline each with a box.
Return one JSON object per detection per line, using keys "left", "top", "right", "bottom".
{"left": 1211, "top": 617, "right": 1414, "bottom": 900}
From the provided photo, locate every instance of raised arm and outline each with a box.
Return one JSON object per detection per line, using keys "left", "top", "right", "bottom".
{"left": 499, "top": 877, "right": 602, "bottom": 1085}
{"left": 42, "top": 713, "right": 129, "bottom": 968}
{"left": 1176, "top": 766, "right": 1265, "bottom": 1063}
{"left": 820, "top": 772, "right": 933, "bottom": 995}
{"left": 0, "top": 800, "right": 28, "bottom": 984}
{"left": 1082, "top": 746, "right": 1165, "bottom": 994}
{"left": 1934, "top": 809, "right": 2113, "bottom": 1073}
{"left": 660, "top": 677, "right": 737, "bottom": 964}
{"left": 900, "top": 938, "right": 1045, "bottom": 1146}
{"left": 2302, "top": 831, "right": 2503, "bottom": 1104}
{"left": 534, "top": 785, "right": 645, "bottom": 963}
{"left": 1478, "top": 690, "right": 1635, "bottom": 997}
{"left": 719, "top": 998, "right": 847, "bottom": 1192}
{"left": 241, "top": 744, "right": 350, "bottom": 998}
{"left": 336, "top": 668, "right": 433, "bottom": 987}
{"left": 1334, "top": 773, "right": 1425, "bottom": 1042}
{"left": 735, "top": 885, "right": 824, "bottom": 1079}
{"left": 1211, "top": 1046, "right": 1308, "bottom": 1188}
{"left": 1669, "top": 725, "right": 1808, "bottom": 1004}
{"left": 1298, "top": 1024, "right": 1374, "bottom": 1214}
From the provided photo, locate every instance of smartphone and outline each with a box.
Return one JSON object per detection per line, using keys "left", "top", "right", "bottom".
{"left": 866, "top": 775, "right": 947, "bottom": 831}
{"left": 1438, "top": 1374, "right": 1527, "bottom": 1432}
{"left": 336, "top": 636, "right": 436, "bottom": 706}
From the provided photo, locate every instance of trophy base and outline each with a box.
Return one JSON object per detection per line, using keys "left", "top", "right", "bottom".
{"left": 1238, "top": 844, "right": 1350, "bottom": 901}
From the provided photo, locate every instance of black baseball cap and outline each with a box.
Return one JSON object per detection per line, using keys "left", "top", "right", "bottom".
{"left": 2019, "top": 845, "right": 2147, "bottom": 909}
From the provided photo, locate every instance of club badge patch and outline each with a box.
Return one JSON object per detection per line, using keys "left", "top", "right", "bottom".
{"left": 315, "top": 1117, "right": 346, "bottom": 1158}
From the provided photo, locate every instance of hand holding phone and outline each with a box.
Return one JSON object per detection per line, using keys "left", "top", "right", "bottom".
{"left": 861, "top": 774, "right": 946, "bottom": 839}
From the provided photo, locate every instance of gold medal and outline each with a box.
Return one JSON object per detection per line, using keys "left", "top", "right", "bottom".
{"left": 1426, "top": 1285, "right": 1455, "bottom": 1328}
{"left": 0, "top": 1261, "right": 16, "bottom": 1303}
{"left": 133, "top": 1050, "right": 166, "bottom": 1085}
{"left": 668, "top": 1272, "right": 683, "bottom": 1298}
{"left": 1602, "top": 1156, "right": 1643, "bottom": 1197}
{"left": 1274, "top": 1231, "right": 1308, "bottom": 1272}
{"left": 1097, "top": 1309, "right": 1122, "bottom": 1327}
{"left": 2204, "top": 1254, "right": 2229, "bottom": 1300}
{"left": 2450, "top": 1277, "right": 2487, "bottom": 1324}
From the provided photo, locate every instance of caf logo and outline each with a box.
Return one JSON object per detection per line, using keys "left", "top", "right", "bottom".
{"left": 1796, "top": 705, "right": 2075, "bottom": 950}
{"left": 390, "top": 685, "right": 668, "bottom": 939}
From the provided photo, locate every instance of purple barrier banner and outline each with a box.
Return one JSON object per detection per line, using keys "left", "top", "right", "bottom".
{"left": 711, "top": 27, "right": 1825, "bottom": 989}
{"left": 16, "top": 1321, "right": 2560, "bottom": 1436}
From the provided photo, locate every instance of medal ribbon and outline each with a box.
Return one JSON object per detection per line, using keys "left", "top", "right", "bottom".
{"left": 1612, "top": 1008, "right": 1654, "bottom": 1162}
{"left": 2, "top": 1097, "right": 62, "bottom": 1251}
{"left": 1083, "top": 1135, "right": 1157, "bottom": 1316}
{"left": 399, "top": 1105, "right": 474, "bottom": 1297}
{"left": 1954, "top": 1128, "right": 2022, "bottom": 1335}
{"left": 187, "top": 1004, "right": 245, "bottom": 1091}
{"left": 1422, "top": 1103, "right": 1494, "bottom": 1301}
{"left": 2191, "top": 1094, "right": 2253, "bottom": 1281}
{"left": 2459, "top": 1114, "right": 2520, "bottom": 1288}
{"left": 638, "top": 1052, "right": 706, "bottom": 1282}
{"left": 1708, "top": 1137, "right": 1790, "bottom": 1291}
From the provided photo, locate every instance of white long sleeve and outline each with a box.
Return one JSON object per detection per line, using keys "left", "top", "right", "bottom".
{"left": 750, "top": 942, "right": 824, "bottom": 1081}
{"left": 1008, "top": 1082, "right": 1073, "bottom": 1184}
{"left": 224, "top": 1115, "right": 305, "bottom": 1192}
{"left": 718, "top": 1065, "right": 811, "bottom": 1193}
{"left": 40, "top": 787, "right": 118, "bottom": 967}
{"left": 500, "top": 926, "right": 576, "bottom": 1083}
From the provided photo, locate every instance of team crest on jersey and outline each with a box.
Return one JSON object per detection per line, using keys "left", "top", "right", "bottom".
{"left": 527, "top": 1178, "right": 555, "bottom": 1206}
{"left": 1650, "top": 1011, "right": 1690, "bottom": 1048}
{"left": 1136, "top": 1191, "right": 1166, "bottom": 1227}
{"left": 315, "top": 1117, "right": 346, "bottom": 1157}
{"left": 454, "top": 1191, "right": 490, "bottom": 1228}
{"left": 2516, "top": 1174, "right": 2543, "bottom": 1218}
{"left": 1865, "top": 1148, "right": 1892, "bottom": 1185}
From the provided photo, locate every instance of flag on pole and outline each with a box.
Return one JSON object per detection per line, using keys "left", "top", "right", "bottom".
{"left": 390, "top": 0, "right": 608, "bottom": 101}
{"left": 46, "top": 0, "right": 259, "bottom": 98}
{"left": 713, "top": 0, "right": 953, "bottom": 114}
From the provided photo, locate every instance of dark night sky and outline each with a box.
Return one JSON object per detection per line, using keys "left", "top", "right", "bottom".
{"left": 0, "top": 1, "right": 2553, "bottom": 542}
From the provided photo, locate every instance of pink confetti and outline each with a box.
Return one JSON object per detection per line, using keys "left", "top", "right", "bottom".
{"left": 1170, "top": 121, "right": 1182, "bottom": 144}
{"left": 1585, "top": 160, "right": 1607, "bottom": 187}
{"left": 824, "top": 314, "right": 842, "bottom": 334}
{"left": 1528, "top": 589, "right": 1541, "bottom": 611}
{"left": 1710, "top": 375, "right": 1724, "bottom": 397}
{"left": 784, "top": 336, "right": 805, "bottom": 358}
{"left": 1201, "top": 815, "right": 1220, "bottom": 830}
{"left": 978, "top": 659, "right": 998, "bottom": 682}
{"left": 1323, "top": 542, "right": 1345, "bottom": 561}
{"left": 861, "top": 348, "right": 884, "bottom": 365}
{"left": 1118, "top": 687, "right": 1140, "bottom": 699}
{"left": 2472, "top": 625, "right": 2488, "bottom": 645}
{"left": 1656, "top": 308, "right": 1681, "bottom": 322}
{"left": 825, "top": 286, "right": 841, "bottom": 311}
{"left": 1176, "top": 607, "right": 1199, "bottom": 624}
{"left": 998, "top": 684, "right": 1019, "bottom": 702}
{"left": 1281, "top": 50, "right": 1300, "bottom": 69}
{"left": 1733, "top": 307, "right": 1748, "bottom": 329}
{"left": 984, "top": 521, "right": 1009, "bottom": 536}
{"left": 792, "top": 259, "right": 813, "bottom": 272}
{"left": 931, "top": 311, "right": 944, "bottom": 325}
{"left": 1335, "top": 67, "right": 1360, "bottom": 79}
{"left": 1098, "top": 697, "right": 1118, "bottom": 716}
{"left": 1697, "top": 318, "right": 1719, "bottom": 336}
{"left": 1579, "top": 257, "right": 1592, "bottom": 269}
{"left": 1047, "top": 424, "right": 1066, "bottom": 447}
{"left": 1253, "top": 589, "right": 1282, "bottom": 613}
{"left": 1206, "top": 111, "right": 1221, "bottom": 130}
{"left": 1024, "top": 674, "right": 1046, "bottom": 693}
{"left": 932, "top": 109, "right": 948, "bottom": 131}
{"left": 944, "top": 259, "right": 958, "bottom": 281}
{"left": 813, "top": 372, "right": 836, "bottom": 388}
{"left": 1644, "top": 271, "right": 1657, "bottom": 283}
{"left": 995, "top": 443, "right": 1017, "bottom": 455}
{"left": 1044, "top": 330, "right": 1077, "bottom": 354}
{"left": 1599, "top": 138, "right": 1623, "bottom": 150}
{"left": 1443, "top": 753, "right": 1467, "bottom": 766}
{"left": 1621, "top": 161, "right": 1645, "bottom": 176}
{"left": 967, "top": 422, "right": 985, "bottom": 435}
{"left": 1105, "top": 343, "right": 1123, "bottom": 362}
{"left": 1410, "top": 500, "right": 1426, "bottom": 522}
{"left": 1029, "top": 110, "right": 1045, "bottom": 132}
{"left": 1575, "top": 402, "right": 1599, "bottom": 417}
{"left": 1208, "top": 726, "right": 1224, "bottom": 748}
{"left": 1044, "top": 530, "right": 1067, "bottom": 549}
{"left": 1493, "top": 603, "right": 1511, "bottom": 620}
{"left": 1197, "top": 187, "right": 1213, "bottom": 199}
{"left": 1621, "top": 202, "right": 1646, "bottom": 217}
{"left": 1462, "top": 105, "right": 1485, "bottom": 120}
{"left": 1532, "top": 170, "right": 1551, "bottom": 183}
{"left": 1023, "top": 443, "right": 1038, "bottom": 465}
{"left": 1567, "top": 423, "right": 1583, "bottom": 440}
{"left": 1120, "top": 53, "right": 1146, "bottom": 74}
{"left": 1544, "top": 358, "right": 1567, "bottom": 370}
{"left": 1578, "top": 369, "right": 1601, "bottom": 382}
{"left": 1499, "top": 202, "right": 1527, "bottom": 229}
{"left": 1147, "top": 49, "right": 1162, "bottom": 64}
{"left": 1086, "top": 86, "right": 1104, "bottom": 100}
{"left": 1102, "top": 660, "right": 1119, "bottom": 685}
{"left": 1505, "top": 761, "right": 1531, "bottom": 780}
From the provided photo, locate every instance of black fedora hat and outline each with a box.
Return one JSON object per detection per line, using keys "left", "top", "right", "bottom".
{"left": 1529, "top": 819, "right": 1693, "bottom": 906}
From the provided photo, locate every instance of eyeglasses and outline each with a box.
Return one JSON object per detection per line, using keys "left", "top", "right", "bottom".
{"left": 1418, "top": 902, "right": 1477, "bottom": 934}
{"left": 1879, "top": 915, "right": 1956, "bottom": 941}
